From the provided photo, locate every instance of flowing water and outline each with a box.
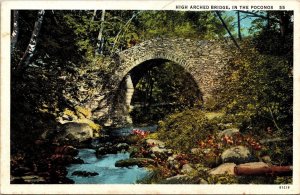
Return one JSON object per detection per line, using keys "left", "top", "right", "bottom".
{"left": 66, "top": 125, "right": 157, "bottom": 184}
{"left": 66, "top": 149, "right": 149, "bottom": 184}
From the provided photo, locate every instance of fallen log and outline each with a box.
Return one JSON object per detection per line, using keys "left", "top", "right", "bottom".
{"left": 234, "top": 164, "right": 292, "bottom": 176}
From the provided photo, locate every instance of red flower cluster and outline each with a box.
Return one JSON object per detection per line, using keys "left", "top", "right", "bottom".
{"left": 223, "top": 135, "right": 234, "bottom": 145}
{"left": 198, "top": 135, "right": 221, "bottom": 149}
{"left": 244, "top": 136, "right": 262, "bottom": 150}
{"left": 197, "top": 133, "right": 263, "bottom": 152}
{"left": 132, "top": 129, "right": 149, "bottom": 138}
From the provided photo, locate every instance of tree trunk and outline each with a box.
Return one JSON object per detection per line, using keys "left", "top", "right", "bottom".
{"left": 11, "top": 10, "right": 19, "bottom": 52}
{"left": 112, "top": 11, "right": 140, "bottom": 53}
{"left": 266, "top": 12, "right": 270, "bottom": 30}
{"left": 237, "top": 11, "right": 242, "bottom": 40}
{"left": 95, "top": 10, "right": 105, "bottom": 55}
{"left": 279, "top": 12, "right": 290, "bottom": 38}
{"left": 16, "top": 10, "right": 45, "bottom": 72}
{"left": 91, "top": 10, "right": 97, "bottom": 22}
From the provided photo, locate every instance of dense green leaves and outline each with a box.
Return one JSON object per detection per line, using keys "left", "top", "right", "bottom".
{"left": 217, "top": 40, "right": 292, "bottom": 134}
{"left": 157, "top": 109, "right": 216, "bottom": 153}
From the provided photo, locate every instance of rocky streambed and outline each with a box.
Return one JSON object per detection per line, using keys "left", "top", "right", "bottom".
{"left": 11, "top": 122, "right": 292, "bottom": 184}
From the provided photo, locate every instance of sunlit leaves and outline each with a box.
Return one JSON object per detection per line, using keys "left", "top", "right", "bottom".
{"left": 219, "top": 39, "right": 292, "bottom": 133}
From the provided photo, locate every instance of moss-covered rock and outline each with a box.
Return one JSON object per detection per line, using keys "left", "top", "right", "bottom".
{"left": 75, "top": 106, "right": 92, "bottom": 119}
{"left": 115, "top": 158, "right": 155, "bottom": 167}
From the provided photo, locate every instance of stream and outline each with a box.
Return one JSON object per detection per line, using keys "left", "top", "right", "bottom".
{"left": 66, "top": 125, "right": 157, "bottom": 184}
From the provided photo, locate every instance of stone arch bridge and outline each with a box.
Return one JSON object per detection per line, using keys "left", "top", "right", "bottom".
{"left": 92, "top": 37, "right": 234, "bottom": 126}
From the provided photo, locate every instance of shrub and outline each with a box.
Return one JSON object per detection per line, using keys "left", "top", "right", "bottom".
{"left": 157, "top": 109, "right": 217, "bottom": 153}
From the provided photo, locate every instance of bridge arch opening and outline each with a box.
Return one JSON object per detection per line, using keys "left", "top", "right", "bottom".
{"left": 113, "top": 58, "right": 203, "bottom": 125}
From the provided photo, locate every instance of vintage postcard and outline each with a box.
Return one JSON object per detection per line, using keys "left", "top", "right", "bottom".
{"left": 1, "top": 0, "right": 299, "bottom": 194}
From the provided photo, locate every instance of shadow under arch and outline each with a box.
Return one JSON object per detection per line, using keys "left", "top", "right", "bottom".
{"left": 110, "top": 58, "right": 203, "bottom": 126}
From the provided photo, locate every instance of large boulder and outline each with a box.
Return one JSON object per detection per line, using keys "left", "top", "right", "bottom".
{"left": 53, "top": 122, "right": 94, "bottom": 146}
{"left": 96, "top": 142, "right": 129, "bottom": 157}
{"left": 96, "top": 146, "right": 118, "bottom": 156}
{"left": 209, "top": 163, "right": 236, "bottom": 175}
{"left": 221, "top": 146, "right": 255, "bottom": 164}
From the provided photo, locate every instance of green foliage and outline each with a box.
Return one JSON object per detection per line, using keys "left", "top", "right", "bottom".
{"left": 260, "top": 141, "right": 293, "bottom": 166}
{"left": 217, "top": 39, "right": 292, "bottom": 135}
{"left": 274, "top": 176, "right": 292, "bottom": 184}
{"left": 157, "top": 109, "right": 217, "bottom": 153}
{"left": 136, "top": 11, "right": 232, "bottom": 40}
{"left": 145, "top": 132, "right": 159, "bottom": 140}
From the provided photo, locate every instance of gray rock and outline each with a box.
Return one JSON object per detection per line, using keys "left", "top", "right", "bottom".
{"left": 221, "top": 146, "right": 254, "bottom": 164}
{"left": 167, "top": 154, "right": 181, "bottom": 170}
{"left": 209, "top": 163, "right": 236, "bottom": 175}
{"left": 218, "top": 128, "right": 239, "bottom": 138}
{"left": 181, "top": 164, "right": 195, "bottom": 174}
{"left": 55, "top": 122, "right": 93, "bottom": 144}
{"left": 150, "top": 146, "right": 172, "bottom": 159}
{"left": 150, "top": 146, "right": 168, "bottom": 153}
{"left": 200, "top": 178, "right": 209, "bottom": 184}
{"left": 116, "top": 143, "right": 129, "bottom": 151}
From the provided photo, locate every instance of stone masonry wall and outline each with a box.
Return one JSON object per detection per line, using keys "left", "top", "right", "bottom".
{"left": 92, "top": 37, "right": 235, "bottom": 126}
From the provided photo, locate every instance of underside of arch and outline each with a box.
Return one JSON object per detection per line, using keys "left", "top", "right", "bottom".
{"left": 109, "top": 57, "right": 205, "bottom": 126}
